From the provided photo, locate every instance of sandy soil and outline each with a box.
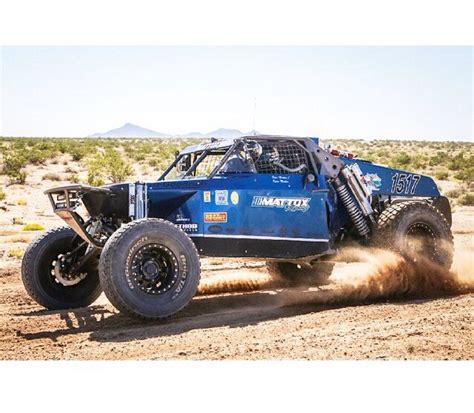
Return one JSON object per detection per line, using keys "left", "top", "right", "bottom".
{"left": 0, "top": 161, "right": 473, "bottom": 360}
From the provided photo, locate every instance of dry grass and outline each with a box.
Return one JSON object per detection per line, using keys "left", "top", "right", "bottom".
{"left": 22, "top": 223, "right": 45, "bottom": 231}
{"left": 7, "top": 247, "right": 24, "bottom": 259}
{"left": 2, "top": 234, "right": 34, "bottom": 243}
{"left": 12, "top": 217, "right": 25, "bottom": 225}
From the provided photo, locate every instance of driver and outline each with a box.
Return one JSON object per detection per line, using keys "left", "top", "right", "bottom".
{"left": 220, "top": 140, "right": 262, "bottom": 173}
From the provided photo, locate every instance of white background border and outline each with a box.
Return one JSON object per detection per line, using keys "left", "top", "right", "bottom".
{"left": 0, "top": 1, "right": 472, "bottom": 412}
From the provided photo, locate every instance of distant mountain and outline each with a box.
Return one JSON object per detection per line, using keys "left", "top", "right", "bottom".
{"left": 205, "top": 128, "right": 244, "bottom": 139}
{"left": 90, "top": 123, "right": 263, "bottom": 138}
{"left": 182, "top": 131, "right": 205, "bottom": 138}
{"left": 91, "top": 123, "right": 170, "bottom": 138}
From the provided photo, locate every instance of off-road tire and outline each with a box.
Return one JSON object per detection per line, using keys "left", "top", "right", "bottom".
{"left": 21, "top": 226, "right": 102, "bottom": 310}
{"left": 99, "top": 218, "right": 200, "bottom": 320}
{"left": 373, "top": 201, "right": 453, "bottom": 268}
{"left": 266, "top": 261, "right": 334, "bottom": 286}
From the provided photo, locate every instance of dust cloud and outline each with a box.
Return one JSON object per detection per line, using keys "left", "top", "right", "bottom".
{"left": 197, "top": 246, "right": 474, "bottom": 307}
{"left": 197, "top": 270, "right": 280, "bottom": 296}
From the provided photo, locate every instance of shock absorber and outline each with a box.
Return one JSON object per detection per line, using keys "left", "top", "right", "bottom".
{"left": 334, "top": 176, "right": 371, "bottom": 237}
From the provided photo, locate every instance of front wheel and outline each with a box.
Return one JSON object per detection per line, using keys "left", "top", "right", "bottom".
{"left": 21, "top": 226, "right": 102, "bottom": 310}
{"left": 99, "top": 218, "right": 201, "bottom": 320}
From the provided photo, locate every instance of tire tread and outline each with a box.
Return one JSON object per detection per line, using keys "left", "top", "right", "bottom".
{"left": 99, "top": 218, "right": 200, "bottom": 320}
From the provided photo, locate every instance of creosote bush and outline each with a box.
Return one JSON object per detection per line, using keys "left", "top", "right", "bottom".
{"left": 42, "top": 172, "right": 62, "bottom": 181}
{"left": 87, "top": 148, "right": 133, "bottom": 186}
{"left": 459, "top": 192, "right": 474, "bottom": 206}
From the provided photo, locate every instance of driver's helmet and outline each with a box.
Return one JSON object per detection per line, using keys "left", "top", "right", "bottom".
{"left": 243, "top": 140, "right": 262, "bottom": 162}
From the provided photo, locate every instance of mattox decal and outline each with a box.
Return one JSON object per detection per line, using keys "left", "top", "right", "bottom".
{"left": 251, "top": 196, "right": 311, "bottom": 212}
{"left": 204, "top": 212, "right": 228, "bottom": 223}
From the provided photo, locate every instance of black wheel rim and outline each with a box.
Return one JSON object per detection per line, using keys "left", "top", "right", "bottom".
{"left": 405, "top": 222, "right": 438, "bottom": 260}
{"left": 129, "top": 243, "right": 179, "bottom": 295}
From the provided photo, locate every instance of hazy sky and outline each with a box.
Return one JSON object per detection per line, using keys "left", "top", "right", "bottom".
{"left": 1, "top": 46, "right": 472, "bottom": 140}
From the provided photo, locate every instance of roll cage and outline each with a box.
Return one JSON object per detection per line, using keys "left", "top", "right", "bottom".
{"left": 158, "top": 135, "right": 322, "bottom": 181}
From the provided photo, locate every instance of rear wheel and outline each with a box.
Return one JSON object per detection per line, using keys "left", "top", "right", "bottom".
{"left": 21, "top": 226, "right": 102, "bottom": 310}
{"left": 373, "top": 201, "right": 453, "bottom": 268}
{"left": 99, "top": 218, "right": 201, "bottom": 320}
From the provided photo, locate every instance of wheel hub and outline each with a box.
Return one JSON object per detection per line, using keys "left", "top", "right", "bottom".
{"left": 130, "top": 243, "right": 179, "bottom": 295}
{"left": 405, "top": 222, "right": 438, "bottom": 259}
{"left": 142, "top": 260, "right": 159, "bottom": 280}
{"left": 52, "top": 255, "right": 86, "bottom": 286}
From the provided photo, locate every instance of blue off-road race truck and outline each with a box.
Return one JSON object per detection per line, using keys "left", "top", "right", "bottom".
{"left": 21, "top": 136, "right": 453, "bottom": 320}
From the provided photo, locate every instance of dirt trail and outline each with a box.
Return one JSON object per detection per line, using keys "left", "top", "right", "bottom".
{"left": 0, "top": 236, "right": 472, "bottom": 360}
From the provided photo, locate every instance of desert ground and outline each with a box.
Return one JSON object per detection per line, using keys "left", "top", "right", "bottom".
{"left": 0, "top": 139, "right": 473, "bottom": 360}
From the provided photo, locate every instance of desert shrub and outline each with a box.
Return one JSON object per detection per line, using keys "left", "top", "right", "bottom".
{"left": 6, "top": 234, "right": 31, "bottom": 243}
{"left": 448, "top": 154, "right": 471, "bottom": 171}
{"left": 70, "top": 146, "right": 88, "bottom": 161}
{"left": 22, "top": 222, "right": 45, "bottom": 231}
{"left": 390, "top": 152, "right": 411, "bottom": 168}
{"left": 42, "top": 172, "right": 62, "bottom": 181}
{"left": 25, "top": 149, "right": 54, "bottom": 165}
{"left": 16, "top": 199, "right": 27, "bottom": 206}
{"left": 87, "top": 148, "right": 133, "bottom": 186}
{"left": 67, "top": 173, "right": 80, "bottom": 183}
{"left": 458, "top": 192, "right": 474, "bottom": 206}
{"left": 7, "top": 247, "right": 24, "bottom": 259}
{"left": 429, "top": 151, "right": 447, "bottom": 167}
{"left": 0, "top": 188, "right": 5, "bottom": 201}
{"left": 435, "top": 170, "right": 449, "bottom": 180}
{"left": 454, "top": 167, "right": 474, "bottom": 183}
{"left": 445, "top": 188, "right": 462, "bottom": 199}
{"left": 64, "top": 166, "right": 77, "bottom": 173}
{"left": 2, "top": 154, "right": 27, "bottom": 184}
{"left": 12, "top": 217, "right": 25, "bottom": 225}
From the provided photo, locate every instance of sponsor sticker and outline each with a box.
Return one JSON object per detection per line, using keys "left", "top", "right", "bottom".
{"left": 364, "top": 173, "right": 382, "bottom": 192}
{"left": 176, "top": 223, "right": 198, "bottom": 232}
{"left": 215, "top": 190, "right": 228, "bottom": 206}
{"left": 175, "top": 213, "right": 190, "bottom": 223}
{"left": 230, "top": 191, "right": 239, "bottom": 205}
{"left": 204, "top": 212, "right": 227, "bottom": 223}
{"left": 251, "top": 196, "right": 311, "bottom": 212}
{"left": 203, "top": 191, "right": 211, "bottom": 202}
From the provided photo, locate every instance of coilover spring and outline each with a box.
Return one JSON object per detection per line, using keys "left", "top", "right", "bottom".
{"left": 335, "top": 179, "right": 370, "bottom": 237}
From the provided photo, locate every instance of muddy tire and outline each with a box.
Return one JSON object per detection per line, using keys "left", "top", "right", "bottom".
{"left": 373, "top": 201, "right": 453, "bottom": 268}
{"left": 99, "top": 218, "right": 200, "bottom": 320}
{"left": 266, "top": 261, "right": 334, "bottom": 286}
{"left": 21, "top": 226, "right": 102, "bottom": 310}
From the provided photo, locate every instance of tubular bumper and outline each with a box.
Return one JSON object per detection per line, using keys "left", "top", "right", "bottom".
{"left": 45, "top": 185, "right": 110, "bottom": 246}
